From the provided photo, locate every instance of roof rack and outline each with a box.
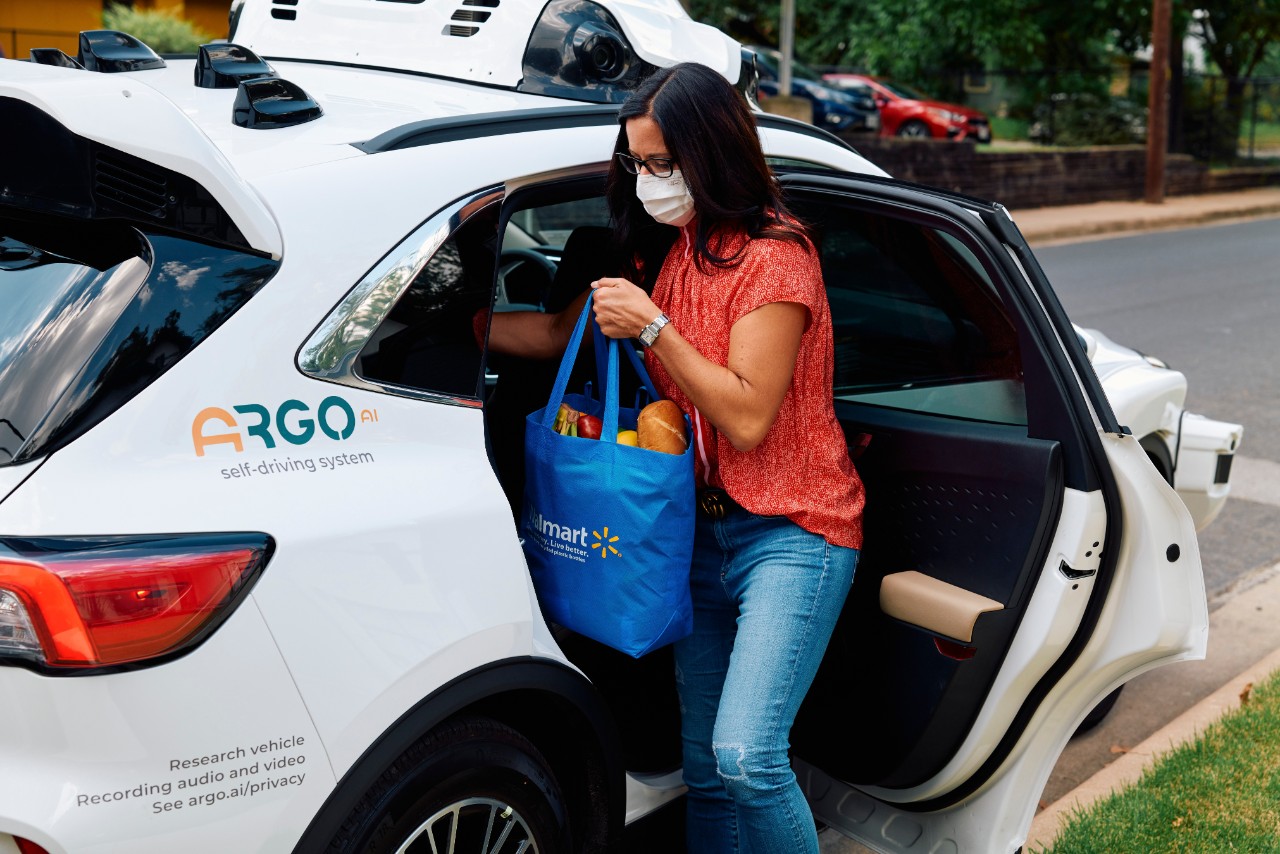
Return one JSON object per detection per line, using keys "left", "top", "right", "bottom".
{"left": 355, "top": 104, "right": 859, "bottom": 155}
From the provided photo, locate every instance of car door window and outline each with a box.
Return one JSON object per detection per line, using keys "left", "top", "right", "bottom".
{"left": 355, "top": 205, "right": 500, "bottom": 399}
{"left": 812, "top": 204, "right": 1027, "bottom": 425}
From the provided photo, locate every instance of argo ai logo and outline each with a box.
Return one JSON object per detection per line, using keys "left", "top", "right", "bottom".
{"left": 192, "top": 396, "right": 377, "bottom": 456}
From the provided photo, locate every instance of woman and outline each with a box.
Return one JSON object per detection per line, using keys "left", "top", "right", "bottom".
{"left": 492, "top": 62, "right": 864, "bottom": 853}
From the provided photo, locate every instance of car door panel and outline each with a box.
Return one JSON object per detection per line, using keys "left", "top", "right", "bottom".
{"left": 794, "top": 404, "right": 1064, "bottom": 789}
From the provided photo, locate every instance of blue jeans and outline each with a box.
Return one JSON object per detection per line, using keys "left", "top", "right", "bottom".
{"left": 675, "top": 507, "right": 859, "bottom": 854}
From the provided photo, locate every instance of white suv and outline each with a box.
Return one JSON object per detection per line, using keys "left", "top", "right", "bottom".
{"left": 0, "top": 1, "right": 1240, "bottom": 852}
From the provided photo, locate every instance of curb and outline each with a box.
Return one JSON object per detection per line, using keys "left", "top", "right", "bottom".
{"left": 1025, "top": 644, "right": 1280, "bottom": 851}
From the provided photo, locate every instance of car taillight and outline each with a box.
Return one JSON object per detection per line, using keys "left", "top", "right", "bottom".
{"left": 15, "top": 837, "right": 52, "bottom": 854}
{"left": 0, "top": 534, "right": 272, "bottom": 671}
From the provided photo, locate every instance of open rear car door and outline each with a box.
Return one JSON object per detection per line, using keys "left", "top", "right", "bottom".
{"left": 777, "top": 172, "right": 1208, "bottom": 853}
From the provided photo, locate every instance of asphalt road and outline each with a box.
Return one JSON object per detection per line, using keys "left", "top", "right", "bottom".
{"left": 819, "top": 216, "right": 1280, "bottom": 853}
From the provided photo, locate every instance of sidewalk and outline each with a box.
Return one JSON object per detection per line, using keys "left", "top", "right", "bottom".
{"left": 1009, "top": 185, "right": 1280, "bottom": 245}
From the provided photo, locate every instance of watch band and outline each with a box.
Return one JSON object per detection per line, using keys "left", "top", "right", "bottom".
{"left": 639, "top": 313, "right": 670, "bottom": 348}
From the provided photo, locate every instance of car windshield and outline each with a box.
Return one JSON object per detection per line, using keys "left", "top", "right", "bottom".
{"left": 880, "top": 80, "right": 931, "bottom": 101}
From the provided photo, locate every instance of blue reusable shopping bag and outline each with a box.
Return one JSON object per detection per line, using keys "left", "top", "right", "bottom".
{"left": 521, "top": 293, "right": 695, "bottom": 657}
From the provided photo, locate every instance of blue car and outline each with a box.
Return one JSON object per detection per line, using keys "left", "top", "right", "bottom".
{"left": 749, "top": 45, "right": 879, "bottom": 133}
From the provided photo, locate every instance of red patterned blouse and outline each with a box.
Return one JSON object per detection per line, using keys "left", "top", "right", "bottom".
{"left": 645, "top": 226, "right": 864, "bottom": 550}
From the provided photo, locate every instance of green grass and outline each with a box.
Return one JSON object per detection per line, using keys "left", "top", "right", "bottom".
{"left": 1040, "top": 669, "right": 1280, "bottom": 853}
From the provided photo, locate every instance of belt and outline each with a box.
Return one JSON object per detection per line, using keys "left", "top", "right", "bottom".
{"left": 697, "top": 488, "right": 738, "bottom": 520}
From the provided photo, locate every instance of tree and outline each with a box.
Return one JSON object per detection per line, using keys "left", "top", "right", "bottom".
{"left": 102, "top": 4, "right": 212, "bottom": 54}
{"left": 1191, "top": 0, "right": 1280, "bottom": 161}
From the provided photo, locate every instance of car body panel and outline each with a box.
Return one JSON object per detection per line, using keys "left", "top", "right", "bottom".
{"left": 231, "top": 0, "right": 740, "bottom": 88}
{"left": 0, "top": 60, "right": 284, "bottom": 258}
{"left": 1080, "top": 325, "right": 1242, "bottom": 530}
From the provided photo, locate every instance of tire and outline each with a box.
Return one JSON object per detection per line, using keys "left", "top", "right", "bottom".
{"left": 328, "top": 717, "right": 569, "bottom": 854}
{"left": 896, "top": 120, "right": 931, "bottom": 138}
{"left": 1074, "top": 685, "right": 1124, "bottom": 735}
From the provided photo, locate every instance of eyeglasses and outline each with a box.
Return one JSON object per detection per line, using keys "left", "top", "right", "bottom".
{"left": 616, "top": 153, "right": 676, "bottom": 178}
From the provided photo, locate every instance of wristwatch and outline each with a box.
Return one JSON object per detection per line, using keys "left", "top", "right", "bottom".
{"left": 638, "top": 313, "right": 670, "bottom": 348}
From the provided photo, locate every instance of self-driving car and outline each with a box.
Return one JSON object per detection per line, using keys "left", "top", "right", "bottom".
{"left": 0, "top": 1, "right": 1240, "bottom": 852}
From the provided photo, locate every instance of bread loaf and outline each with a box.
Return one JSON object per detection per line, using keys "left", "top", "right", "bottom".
{"left": 637, "top": 400, "right": 687, "bottom": 455}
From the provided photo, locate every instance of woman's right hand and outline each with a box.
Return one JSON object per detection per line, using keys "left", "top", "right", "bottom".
{"left": 590, "top": 277, "right": 662, "bottom": 340}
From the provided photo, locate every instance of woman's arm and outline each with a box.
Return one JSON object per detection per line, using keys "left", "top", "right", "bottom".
{"left": 485, "top": 290, "right": 591, "bottom": 359}
{"left": 590, "top": 278, "right": 805, "bottom": 452}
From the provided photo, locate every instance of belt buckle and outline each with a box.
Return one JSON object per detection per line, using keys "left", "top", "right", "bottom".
{"left": 699, "top": 489, "right": 728, "bottom": 520}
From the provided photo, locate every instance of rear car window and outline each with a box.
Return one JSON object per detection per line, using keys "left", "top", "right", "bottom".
{"left": 0, "top": 210, "right": 279, "bottom": 465}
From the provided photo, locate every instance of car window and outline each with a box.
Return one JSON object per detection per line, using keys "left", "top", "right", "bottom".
{"left": 357, "top": 205, "right": 500, "bottom": 399}
{"left": 797, "top": 201, "right": 1026, "bottom": 425}
{"left": 0, "top": 210, "right": 278, "bottom": 465}
{"left": 880, "top": 80, "right": 929, "bottom": 101}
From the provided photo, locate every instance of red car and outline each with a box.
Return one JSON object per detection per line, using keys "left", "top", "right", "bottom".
{"left": 823, "top": 73, "right": 991, "bottom": 142}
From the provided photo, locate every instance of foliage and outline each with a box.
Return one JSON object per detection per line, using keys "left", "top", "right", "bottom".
{"left": 1188, "top": 0, "right": 1280, "bottom": 160}
{"left": 1042, "top": 669, "right": 1280, "bottom": 853}
{"left": 1028, "top": 93, "right": 1146, "bottom": 146}
{"left": 101, "top": 4, "right": 212, "bottom": 54}
{"left": 689, "top": 0, "right": 1279, "bottom": 155}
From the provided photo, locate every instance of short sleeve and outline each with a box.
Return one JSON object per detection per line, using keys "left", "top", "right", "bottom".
{"left": 724, "top": 237, "right": 824, "bottom": 329}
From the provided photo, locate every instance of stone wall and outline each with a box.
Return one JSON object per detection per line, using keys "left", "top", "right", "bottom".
{"left": 838, "top": 135, "right": 1280, "bottom": 209}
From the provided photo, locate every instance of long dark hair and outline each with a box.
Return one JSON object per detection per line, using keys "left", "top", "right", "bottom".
{"left": 606, "top": 62, "right": 812, "bottom": 288}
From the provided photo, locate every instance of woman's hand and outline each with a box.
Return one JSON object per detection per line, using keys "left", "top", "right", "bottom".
{"left": 590, "top": 277, "right": 662, "bottom": 340}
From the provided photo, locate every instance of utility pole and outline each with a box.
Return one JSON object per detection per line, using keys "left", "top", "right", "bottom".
{"left": 1145, "top": 0, "right": 1171, "bottom": 204}
{"left": 762, "top": 0, "right": 812, "bottom": 124}
{"left": 780, "top": 0, "right": 795, "bottom": 100}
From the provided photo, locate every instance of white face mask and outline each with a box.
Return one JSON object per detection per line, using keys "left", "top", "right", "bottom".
{"left": 636, "top": 170, "right": 695, "bottom": 227}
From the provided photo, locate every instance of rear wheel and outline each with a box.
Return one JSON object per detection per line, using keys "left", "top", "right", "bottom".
{"left": 328, "top": 717, "right": 569, "bottom": 854}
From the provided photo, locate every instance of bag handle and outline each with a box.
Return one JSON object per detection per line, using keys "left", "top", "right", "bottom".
{"left": 543, "top": 293, "right": 661, "bottom": 441}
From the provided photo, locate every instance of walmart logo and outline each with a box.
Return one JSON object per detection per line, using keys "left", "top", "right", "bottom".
{"left": 591, "top": 527, "right": 621, "bottom": 560}
{"left": 527, "top": 508, "right": 623, "bottom": 560}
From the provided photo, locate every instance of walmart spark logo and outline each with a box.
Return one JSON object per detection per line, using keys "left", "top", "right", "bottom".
{"left": 591, "top": 527, "right": 621, "bottom": 559}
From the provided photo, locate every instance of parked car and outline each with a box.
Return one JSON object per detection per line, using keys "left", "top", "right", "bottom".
{"left": 747, "top": 45, "right": 879, "bottom": 134}
{"left": 825, "top": 72, "right": 991, "bottom": 142}
{"left": 0, "top": 2, "right": 1239, "bottom": 853}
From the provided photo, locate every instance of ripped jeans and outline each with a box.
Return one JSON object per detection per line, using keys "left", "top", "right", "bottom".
{"left": 675, "top": 508, "right": 859, "bottom": 854}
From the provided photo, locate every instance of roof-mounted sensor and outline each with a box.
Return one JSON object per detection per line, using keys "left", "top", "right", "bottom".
{"left": 78, "top": 30, "right": 167, "bottom": 73}
{"left": 195, "top": 43, "right": 276, "bottom": 89}
{"left": 518, "top": 0, "right": 655, "bottom": 103}
{"left": 30, "top": 48, "right": 85, "bottom": 69}
{"left": 232, "top": 77, "right": 323, "bottom": 129}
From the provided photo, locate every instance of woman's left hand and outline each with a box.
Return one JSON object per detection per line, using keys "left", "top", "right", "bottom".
{"left": 590, "top": 277, "right": 661, "bottom": 340}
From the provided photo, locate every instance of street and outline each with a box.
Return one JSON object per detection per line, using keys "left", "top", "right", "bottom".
{"left": 819, "top": 216, "right": 1280, "bottom": 853}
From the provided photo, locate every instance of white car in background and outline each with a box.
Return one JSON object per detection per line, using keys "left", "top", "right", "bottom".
{"left": 0, "top": 1, "right": 1239, "bottom": 852}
